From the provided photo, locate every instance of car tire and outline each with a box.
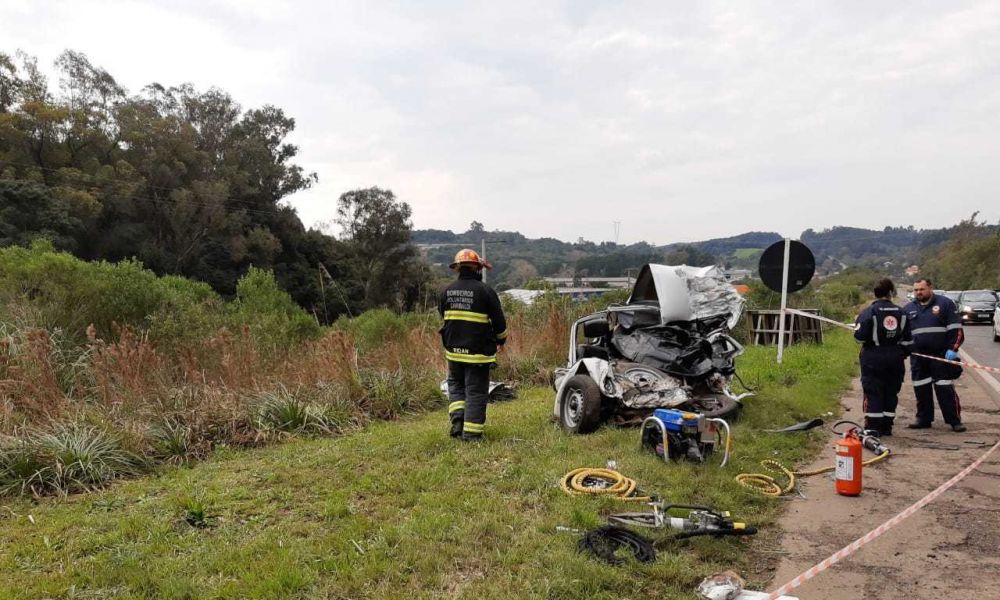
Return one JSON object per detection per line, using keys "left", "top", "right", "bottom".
{"left": 559, "top": 375, "right": 603, "bottom": 434}
{"left": 994, "top": 328, "right": 1000, "bottom": 342}
{"left": 686, "top": 395, "right": 741, "bottom": 421}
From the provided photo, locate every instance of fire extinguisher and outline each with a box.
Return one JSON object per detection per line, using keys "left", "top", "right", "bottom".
{"left": 835, "top": 429, "right": 863, "bottom": 496}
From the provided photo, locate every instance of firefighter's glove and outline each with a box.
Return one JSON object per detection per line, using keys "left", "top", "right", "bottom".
{"left": 945, "top": 350, "right": 960, "bottom": 361}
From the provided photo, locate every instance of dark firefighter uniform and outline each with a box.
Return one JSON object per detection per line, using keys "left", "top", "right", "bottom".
{"left": 902, "top": 294, "right": 964, "bottom": 427}
{"left": 854, "top": 299, "right": 911, "bottom": 434}
{"left": 438, "top": 271, "right": 507, "bottom": 440}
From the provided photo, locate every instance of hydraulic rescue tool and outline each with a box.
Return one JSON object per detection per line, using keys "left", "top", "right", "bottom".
{"left": 607, "top": 502, "right": 757, "bottom": 539}
{"left": 556, "top": 468, "right": 758, "bottom": 565}
{"left": 640, "top": 408, "right": 732, "bottom": 466}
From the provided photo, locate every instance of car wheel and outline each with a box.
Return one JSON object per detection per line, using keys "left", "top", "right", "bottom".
{"left": 686, "top": 395, "right": 741, "bottom": 420}
{"left": 994, "top": 328, "right": 1000, "bottom": 342}
{"left": 560, "top": 375, "right": 603, "bottom": 434}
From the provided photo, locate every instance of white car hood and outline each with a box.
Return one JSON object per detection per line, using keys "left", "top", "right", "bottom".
{"left": 628, "top": 264, "right": 745, "bottom": 329}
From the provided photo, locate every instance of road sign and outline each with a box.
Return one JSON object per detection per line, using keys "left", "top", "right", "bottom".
{"left": 759, "top": 240, "right": 815, "bottom": 293}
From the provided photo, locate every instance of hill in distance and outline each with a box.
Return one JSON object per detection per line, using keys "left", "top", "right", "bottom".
{"left": 413, "top": 224, "right": 967, "bottom": 289}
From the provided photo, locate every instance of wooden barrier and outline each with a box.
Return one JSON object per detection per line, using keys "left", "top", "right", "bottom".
{"left": 746, "top": 309, "right": 823, "bottom": 346}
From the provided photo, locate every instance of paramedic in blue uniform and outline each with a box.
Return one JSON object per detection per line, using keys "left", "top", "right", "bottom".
{"left": 902, "top": 278, "right": 966, "bottom": 432}
{"left": 854, "top": 278, "right": 911, "bottom": 436}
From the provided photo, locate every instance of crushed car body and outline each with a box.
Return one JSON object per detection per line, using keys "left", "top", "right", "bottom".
{"left": 553, "top": 264, "right": 751, "bottom": 433}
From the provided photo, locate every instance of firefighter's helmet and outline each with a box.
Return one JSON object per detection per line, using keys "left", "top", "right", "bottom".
{"left": 449, "top": 248, "right": 492, "bottom": 271}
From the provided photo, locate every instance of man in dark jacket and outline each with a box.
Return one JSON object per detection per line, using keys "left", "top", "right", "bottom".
{"left": 854, "top": 278, "right": 911, "bottom": 436}
{"left": 438, "top": 249, "right": 508, "bottom": 441}
{"left": 902, "top": 278, "right": 966, "bottom": 432}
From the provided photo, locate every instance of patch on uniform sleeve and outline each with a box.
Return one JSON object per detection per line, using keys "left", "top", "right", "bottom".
{"left": 883, "top": 315, "right": 898, "bottom": 330}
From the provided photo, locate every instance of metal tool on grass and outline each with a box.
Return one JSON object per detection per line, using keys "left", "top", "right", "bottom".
{"left": 608, "top": 502, "right": 757, "bottom": 539}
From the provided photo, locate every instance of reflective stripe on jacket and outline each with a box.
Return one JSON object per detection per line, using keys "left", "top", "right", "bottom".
{"left": 854, "top": 298, "right": 911, "bottom": 350}
{"left": 902, "top": 293, "right": 964, "bottom": 354}
{"left": 438, "top": 272, "right": 508, "bottom": 364}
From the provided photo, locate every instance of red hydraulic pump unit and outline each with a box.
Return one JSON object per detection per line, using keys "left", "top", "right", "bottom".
{"left": 834, "top": 421, "right": 891, "bottom": 497}
{"left": 835, "top": 431, "right": 863, "bottom": 496}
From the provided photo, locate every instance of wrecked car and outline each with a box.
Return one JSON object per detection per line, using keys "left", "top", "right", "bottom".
{"left": 553, "top": 264, "right": 752, "bottom": 433}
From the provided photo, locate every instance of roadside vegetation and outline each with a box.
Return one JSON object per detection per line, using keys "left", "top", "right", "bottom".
{"left": 0, "top": 330, "right": 858, "bottom": 599}
{"left": 0, "top": 243, "right": 617, "bottom": 497}
{"left": 921, "top": 213, "right": 1000, "bottom": 290}
{"left": 1, "top": 242, "right": 872, "bottom": 499}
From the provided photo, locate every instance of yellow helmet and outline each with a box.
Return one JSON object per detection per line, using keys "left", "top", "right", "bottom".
{"left": 449, "top": 248, "right": 492, "bottom": 270}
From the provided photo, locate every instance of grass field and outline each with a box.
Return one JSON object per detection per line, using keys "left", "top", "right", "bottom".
{"left": 733, "top": 248, "right": 763, "bottom": 260}
{"left": 0, "top": 331, "right": 858, "bottom": 599}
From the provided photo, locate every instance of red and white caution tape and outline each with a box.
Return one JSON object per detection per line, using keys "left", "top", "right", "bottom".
{"left": 912, "top": 352, "right": 1000, "bottom": 375}
{"left": 784, "top": 308, "right": 1000, "bottom": 374}
{"left": 783, "top": 308, "right": 854, "bottom": 331}
{"left": 767, "top": 438, "right": 1000, "bottom": 599}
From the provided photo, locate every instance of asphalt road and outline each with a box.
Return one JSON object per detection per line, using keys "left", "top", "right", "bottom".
{"left": 961, "top": 321, "right": 999, "bottom": 366}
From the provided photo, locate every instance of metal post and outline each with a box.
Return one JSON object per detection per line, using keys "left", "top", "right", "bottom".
{"left": 318, "top": 265, "right": 328, "bottom": 324}
{"left": 776, "top": 238, "right": 791, "bottom": 364}
{"left": 481, "top": 238, "right": 487, "bottom": 284}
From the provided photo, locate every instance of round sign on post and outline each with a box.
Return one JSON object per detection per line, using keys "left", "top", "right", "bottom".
{"left": 759, "top": 240, "right": 815, "bottom": 293}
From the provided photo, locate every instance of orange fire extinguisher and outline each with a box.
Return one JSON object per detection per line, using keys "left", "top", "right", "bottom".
{"left": 835, "top": 430, "right": 863, "bottom": 496}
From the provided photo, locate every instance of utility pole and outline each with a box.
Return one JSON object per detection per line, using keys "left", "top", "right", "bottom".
{"left": 481, "top": 237, "right": 487, "bottom": 284}
{"left": 613, "top": 221, "right": 621, "bottom": 246}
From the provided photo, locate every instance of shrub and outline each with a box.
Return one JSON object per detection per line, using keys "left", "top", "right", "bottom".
{"left": 0, "top": 423, "right": 148, "bottom": 496}
{"left": 229, "top": 267, "right": 322, "bottom": 347}
{"left": 332, "top": 308, "right": 437, "bottom": 352}
{"left": 148, "top": 419, "right": 199, "bottom": 465}
{"left": 174, "top": 493, "right": 215, "bottom": 528}
{"left": 0, "top": 245, "right": 320, "bottom": 349}
{"left": 253, "top": 386, "right": 339, "bottom": 434}
{"left": 359, "top": 368, "right": 444, "bottom": 419}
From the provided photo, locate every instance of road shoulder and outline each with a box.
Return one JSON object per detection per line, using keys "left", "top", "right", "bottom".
{"left": 766, "top": 353, "right": 1000, "bottom": 599}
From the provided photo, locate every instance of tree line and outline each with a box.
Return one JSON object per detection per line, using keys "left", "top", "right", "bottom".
{"left": 0, "top": 50, "right": 427, "bottom": 322}
{"left": 921, "top": 213, "right": 1000, "bottom": 290}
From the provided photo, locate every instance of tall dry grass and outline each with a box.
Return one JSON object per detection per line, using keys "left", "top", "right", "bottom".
{"left": 0, "top": 294, "right": 586, "bottom": 496}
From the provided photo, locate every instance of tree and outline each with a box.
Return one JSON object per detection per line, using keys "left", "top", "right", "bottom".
{"left": 922, "top": 213, "right": 1000, "bottom": 290}
{"left": 0, "top": 50, "right": 354, "bottom": 318}
{"left": 504, "top": 258, "right": 539, "bottom": 287}
{"left": 336, "top": 187, "right": 424, "bottom": 309}
{"left": 0, "top": 180, "right": 86, "bottom": 250}
{"left": 468, "top": 221, "right": 484, "bottom": 234}
{"left": 663, "top": 244, "right": 717, "bottom": 267}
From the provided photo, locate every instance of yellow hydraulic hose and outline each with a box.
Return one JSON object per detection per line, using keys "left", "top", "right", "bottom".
{"left": 559, "top": 467, "right": 652, "bottom": 502}
{"left": 736, "top": 450, "right": 891, "bottom": 497}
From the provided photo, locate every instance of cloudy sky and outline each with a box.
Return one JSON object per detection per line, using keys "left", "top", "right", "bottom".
{"left": 3, "top": 1, "right": 1000, "bottom": 244}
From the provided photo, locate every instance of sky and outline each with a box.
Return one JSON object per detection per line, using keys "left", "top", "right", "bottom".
{"left": 3, "top": 0, "right": 1000, "bottom": 245}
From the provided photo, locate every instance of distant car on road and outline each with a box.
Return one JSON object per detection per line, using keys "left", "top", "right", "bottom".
{"left": 958, "top": 290, "right": 998, "bottom": 325}
{"left": 940, "top": 290, "right": 962, "bottom": 303}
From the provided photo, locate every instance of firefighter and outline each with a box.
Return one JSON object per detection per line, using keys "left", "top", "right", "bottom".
{"left": 438, "top": 249, "right": 508, "bottom": 441}
{"left": 854, "top": 278, "right": 911, "bottom": 436}
{"left": 902, "top": 278, "right": 966, "bottom": 432}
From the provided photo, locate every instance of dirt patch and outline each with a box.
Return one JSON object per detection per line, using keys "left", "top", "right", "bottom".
{"left": 765, "top": 369, "right": 1000, "bottom": 599}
